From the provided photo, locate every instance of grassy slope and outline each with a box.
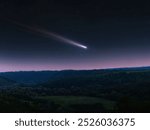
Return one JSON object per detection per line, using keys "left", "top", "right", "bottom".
{"left": 39, "top": 96, "right": 115, "bottom": 111}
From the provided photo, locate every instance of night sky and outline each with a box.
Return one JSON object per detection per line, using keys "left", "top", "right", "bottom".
{"left": 1, "top": 0, "right": 150, "bottom": 72}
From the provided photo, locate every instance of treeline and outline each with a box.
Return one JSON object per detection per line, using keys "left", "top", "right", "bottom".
{"left": 0, "top": 68, "right": 150, "bottom": 112}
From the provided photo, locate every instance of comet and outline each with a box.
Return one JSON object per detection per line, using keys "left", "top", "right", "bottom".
{"left": 9, "top": 20, "right": 88, "bottom": 50}
{"left": 44, "top": 31, "right": 88, "bottom": 50}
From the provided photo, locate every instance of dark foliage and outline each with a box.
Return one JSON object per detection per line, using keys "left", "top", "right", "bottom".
{"left": 0, "top": 67, "right": 150, "bottom": 112}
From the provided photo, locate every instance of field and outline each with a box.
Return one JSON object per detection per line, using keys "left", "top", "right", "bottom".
{"left": 38, "top": 96, "right": 115, "bottom": 112}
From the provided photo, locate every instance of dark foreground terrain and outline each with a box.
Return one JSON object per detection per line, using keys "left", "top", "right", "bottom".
{"left": 0, "top": 67, "right": 150, "bottom": 112}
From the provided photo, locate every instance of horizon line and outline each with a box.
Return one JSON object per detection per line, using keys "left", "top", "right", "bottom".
{"left": 0, "top": 65, "right": 150, "bottom": 73}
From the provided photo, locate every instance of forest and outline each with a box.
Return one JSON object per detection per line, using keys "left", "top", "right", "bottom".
{"left": 0, "top": 67, "right": 150, "bottom": 112}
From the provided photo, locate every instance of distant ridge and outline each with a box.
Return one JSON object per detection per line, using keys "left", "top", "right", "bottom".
{"left": 0, "top": 76, "right": 16, "bottom": 88}
{"left": 0, "top": 66, "right": 150, "bottom": 84}
{"left": 1, "top": 66, "right": 150, "bottom": 73}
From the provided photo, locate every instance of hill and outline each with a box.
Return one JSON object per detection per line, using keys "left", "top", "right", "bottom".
{"left": 0, "top": 67, "right": 150, "bottom": 112}
{"left": 0, "top": 71, "right": 58, "bottom": 84}
{"left": 1, "top": 66, "right": 150, "bottom": 84}
{"left": 0, "top": 76, "right": 17, "bottom": 88}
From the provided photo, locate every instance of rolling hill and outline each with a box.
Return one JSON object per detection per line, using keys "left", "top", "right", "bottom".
{"left": 0, "top": 67, "right": 150, "bottom": 112}
{"left": 0, "top": 76, "right": 17, "bottom": 88}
